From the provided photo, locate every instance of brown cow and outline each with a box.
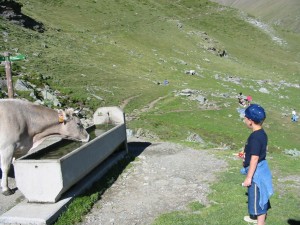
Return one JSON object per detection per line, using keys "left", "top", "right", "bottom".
{"left": 0, "top": 99, "right": 89, "bottom": 195}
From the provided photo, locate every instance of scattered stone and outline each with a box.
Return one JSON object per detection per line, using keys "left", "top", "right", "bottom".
{"left": 41, "top": 89, "right": 61, "bottom": 107}
{"left": 194, "top": 95, "right": 207, "bottom": 104}
{"left": 185, "top": 70, "right": 196, "bottom": 75}
{"left": 135, "top": 128, "right": 160, "bottom": 140}
{"left": 259, "top": 87, "right": 269, "bottom": 94}
{"left": 126, "top": 129, "right": 133, "bottom": 138}
{"left": 243, "top": 15, "right": 286, "bottom": 46}
{"left": 14, "top": 79, "right": 32, "bottom": 91}
{"left": 178, "top": 89, "right": 195, "bottom": 97}
{"left": 284, "top": 149, "right": 300, "bottom": 157}
{"left": 177, "top": 22, "right": 183, "bottom": 29}
{"left": 0, "top": 79, "right": 7, "bottom": 88}
{"left": 186, "top": 132, "right": 205, "bottom": 144}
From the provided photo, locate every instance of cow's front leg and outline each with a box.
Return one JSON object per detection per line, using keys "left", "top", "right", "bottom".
{"left": 1, "top": 146, "right": 15, "bottom": 196}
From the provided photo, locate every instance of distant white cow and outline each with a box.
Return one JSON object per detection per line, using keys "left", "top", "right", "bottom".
{"left": 0, "top": 99, "right": 90, "bottom": 195}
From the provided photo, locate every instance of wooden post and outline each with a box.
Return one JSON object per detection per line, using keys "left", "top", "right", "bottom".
{"left": 4, "top": 52, "right": 14, "bottom": 98}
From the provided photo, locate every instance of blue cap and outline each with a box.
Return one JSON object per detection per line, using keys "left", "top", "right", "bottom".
{"left": 245, "top": 104, "right": 266, "bottom": 123}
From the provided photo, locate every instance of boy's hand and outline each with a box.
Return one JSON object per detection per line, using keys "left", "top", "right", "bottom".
{"left": 233, "top": 151, "right": 244, "bottom": 158}
{"left": 243, "top": 177, "right": 252, "bottom": 187}
{"left": 243, "top": 155, "right": 259, "bottom": 187}
{"left": 238, "top": 151, "right": 245, "bottom": 158}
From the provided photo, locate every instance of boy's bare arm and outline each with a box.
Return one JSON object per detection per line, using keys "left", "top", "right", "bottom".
{"left": 243, "top": 155, "right": 259, "bottom": 187}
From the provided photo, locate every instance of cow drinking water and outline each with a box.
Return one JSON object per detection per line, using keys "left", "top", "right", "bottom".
{"left": 0, "top": 99, "right": 90, "bottom": 195}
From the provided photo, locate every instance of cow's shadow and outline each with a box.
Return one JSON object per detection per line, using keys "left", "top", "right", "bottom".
{"left": 0, "top": 165, "right": 15, "bottom": 179}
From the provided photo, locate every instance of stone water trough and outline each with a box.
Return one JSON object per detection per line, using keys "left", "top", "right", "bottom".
{"left": 13, "top": 106, "right": 127, "bottom": 203}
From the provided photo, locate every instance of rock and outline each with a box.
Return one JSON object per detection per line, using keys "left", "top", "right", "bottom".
{"left": 284, "top": 149, "right": 300, "bottom": 157}
{"left": 186, "top": 132, "right": 205, "bottom": 144}
{"left": 135, "top": 128, "right": 159, "bottom": 140}
{"left": 178, "top": 89, "right": 195, "bottom": 96}
{"left": 0, "top": 0, "right": 45, "bottom": 32}
{"left": 259, "top": 87, "right": 269, "bottom": 94}
{"left": 14, "top": 79, "right": 32, "bottom": 91}
{"left": 0, "top": 79, "right": 7, "bottom": 88}
{"left": 185, "top": 70, "right": 196, "bottom": 75}
{"left": 41, "top": 89, "right": 61, "bottom": 107}
{"left": 194, "top": 95, "right": 206, "bottom": 104}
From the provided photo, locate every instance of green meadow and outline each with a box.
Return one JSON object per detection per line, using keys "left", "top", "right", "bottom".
{"left": 1, "top": 0, "right": 299, "bottom": 224}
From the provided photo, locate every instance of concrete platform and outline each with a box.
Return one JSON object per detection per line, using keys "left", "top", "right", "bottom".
{"left": 0, "top": 150, "right": 127, "bottom": 225}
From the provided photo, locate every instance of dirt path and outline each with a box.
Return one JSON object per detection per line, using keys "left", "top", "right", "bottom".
{"left": 78, "top": 137, "right": 227, "bottom": 225}
{"left": 120, "top": 95, "right": 170, "bottom": 121}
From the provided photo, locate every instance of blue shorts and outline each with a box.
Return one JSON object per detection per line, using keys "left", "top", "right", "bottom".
{"left": 248, "top": 182, "right": 271, "bottom": 215}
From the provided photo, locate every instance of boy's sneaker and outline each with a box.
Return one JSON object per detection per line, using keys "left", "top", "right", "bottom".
{"left": 244, "top": 215, "right": 257, "bottom": 223}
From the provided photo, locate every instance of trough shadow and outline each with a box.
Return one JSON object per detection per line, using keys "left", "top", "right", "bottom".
{"left": 127, "top": 141, "right": 152, "bottom": 157}
{"left": 288, "top": 219, "right": 300, "bottom": 225}
{"left": 81, "top": 141, "right": 151, "bottom": 196}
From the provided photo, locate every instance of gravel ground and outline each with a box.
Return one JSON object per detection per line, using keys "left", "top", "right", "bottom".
{"left": 78, "top": 137, "right": 227, "bottom": 225}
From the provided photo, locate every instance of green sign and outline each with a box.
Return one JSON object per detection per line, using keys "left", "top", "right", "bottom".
{"left": 0, "top": 54, "right": 26, "bottom": 62}
{"left": 10, "top": 54, "right": 26, "bottom": 61}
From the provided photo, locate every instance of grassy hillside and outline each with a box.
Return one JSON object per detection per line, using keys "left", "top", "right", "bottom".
{"left": 1, "top": 0, "right": 300, "bottom": 224}
{"left": 1, "top": 0, "right": 297, "bottom": 147}
{"left": 211, "top": 0, "right": 300, "bottom": 33}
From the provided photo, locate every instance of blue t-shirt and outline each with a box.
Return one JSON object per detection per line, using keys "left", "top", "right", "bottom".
{"left": 244, "top": 129, "right": 268, "bottom": 168}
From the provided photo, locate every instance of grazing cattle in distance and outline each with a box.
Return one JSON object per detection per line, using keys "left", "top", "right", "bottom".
{"left": 0, "top": 99, "right": 90, "bottom": 196}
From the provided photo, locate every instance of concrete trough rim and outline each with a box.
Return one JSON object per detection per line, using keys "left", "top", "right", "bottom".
{"left": 60, "top": 123, "right": 122, "bottom": 160}
{"left": 15, "top": 124, "right": 122, "bottom": 162}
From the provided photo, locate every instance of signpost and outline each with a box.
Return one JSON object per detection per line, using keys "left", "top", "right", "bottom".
{"left": 0, "top": 52, "right": 26, "bottom": 98}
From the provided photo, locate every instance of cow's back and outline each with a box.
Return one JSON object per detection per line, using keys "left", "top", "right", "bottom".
{"left": 0, "top": 99, "right": 37, "bottom": 146}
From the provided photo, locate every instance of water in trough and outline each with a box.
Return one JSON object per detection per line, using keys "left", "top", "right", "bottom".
{"left": 26, "top": 124, "right": 116, "bottom": 160}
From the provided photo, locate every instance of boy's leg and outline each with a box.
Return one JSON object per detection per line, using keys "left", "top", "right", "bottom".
{"left": 257, "top": 214, "right": 266, "bottom": 225}
{"left": 248, "top": 183, "right": 270, "bottom": 222}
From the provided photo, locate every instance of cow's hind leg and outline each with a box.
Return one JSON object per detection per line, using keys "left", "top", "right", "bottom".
{"left": 0, "top": 146, "right": 15, "bottom": 196}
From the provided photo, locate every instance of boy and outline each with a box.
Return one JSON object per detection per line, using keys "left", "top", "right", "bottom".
{"left": 241, "top": 104, "right": 273, "bottom": 225}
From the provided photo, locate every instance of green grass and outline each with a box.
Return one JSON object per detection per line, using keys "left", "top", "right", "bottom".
{"left": 153, "top": 150, "right": 300, "bottom": 225}
{"left": 1, "top": 0, "right": 300, "bottom": 224}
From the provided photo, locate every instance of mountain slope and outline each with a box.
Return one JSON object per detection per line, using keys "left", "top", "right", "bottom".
{"left": 211, "top": 0, "right": 300, "bottom": 33}
{"left": 1, "top": 1, "right": 300, "bottom": 224}
{"left": 1, "top": 0, "right": 299, "bottom": 148}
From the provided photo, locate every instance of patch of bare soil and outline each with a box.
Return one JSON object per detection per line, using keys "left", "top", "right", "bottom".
{"left": 78, "top": 137, "right": 227, "bottom": 225}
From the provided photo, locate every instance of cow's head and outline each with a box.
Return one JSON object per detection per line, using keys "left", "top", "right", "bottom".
{"left": 57, "top": 108, "right": 89, "bottom": 142}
